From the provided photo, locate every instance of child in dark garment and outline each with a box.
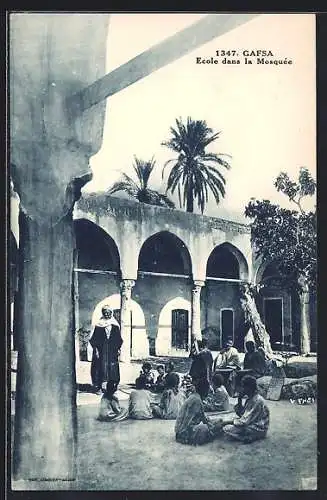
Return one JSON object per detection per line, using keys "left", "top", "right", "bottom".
{"left": 136, "top": 362, "right": 155, "bottom": 390}
{"left": 153, "top": 364, "right": 166, "bottom": 393}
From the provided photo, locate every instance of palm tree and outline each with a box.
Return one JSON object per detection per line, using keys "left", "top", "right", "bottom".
{"left": 107, "top": 157, "right": 175, "bottom": 209}
{"left": 162, "top": 117, "right": 231, "bottom": 213}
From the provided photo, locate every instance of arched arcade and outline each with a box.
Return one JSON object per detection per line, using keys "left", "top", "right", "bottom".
{"left": 73, "top": 211, "right": 254, "bottom": 358}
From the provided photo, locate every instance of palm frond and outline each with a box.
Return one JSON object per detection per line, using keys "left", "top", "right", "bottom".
{"left": 192, "top": 169, "right": 209, "bottom": 213}
{"left": 132, "top": 156, "right": 156, "bottom": 190}
{"left": 166, "top": 164, "right": 184, "bottom": 193}
{"left": 201, "top": 152, "right": 231, "bottom": 165}
{"left": 120, "top": 172, "right": 141, "bottom": 191}
{"left": 162, "top": 157, "right": 179, "bottom": 180}
{"left": 206, "top": 171, "right": 226, "bottom": 199}
{"left": 157, "top": 193, "right": 176, "bottom": 208}
{"left": 107, "top": 181, "right": 138, "bottom": 198}
{"left": 201, "top": 163, "right": 227, "bottom": 185}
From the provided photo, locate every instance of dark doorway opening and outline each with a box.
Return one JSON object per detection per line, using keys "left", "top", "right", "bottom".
{"left": 171, "top": 309, "right": 189, "bottom": 350}
{"left": 264, "top": 298, "right": 283, "bottom": 346}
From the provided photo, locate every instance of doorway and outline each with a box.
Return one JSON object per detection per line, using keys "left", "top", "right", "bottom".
{"left": 263, "top": 297, "right": 283, "bottom": 346}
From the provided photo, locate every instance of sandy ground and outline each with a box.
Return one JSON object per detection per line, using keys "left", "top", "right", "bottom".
{"left": 10, "top": 358, "right": 317, "bottom": 491}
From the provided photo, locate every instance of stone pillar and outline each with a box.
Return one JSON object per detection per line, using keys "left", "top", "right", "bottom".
{"left": 10, "top": 13, "right": 108, "bottom": 480}
{"left": 191, "top": 280, "right": 205, "bottom": 341}
{"left": 119, "top": 279, "right": 135, "bottom": 363}
{"left": 299, "top": 278, "right": 311, "bottom": 355}
{"left": 13, "top": 212, "right": 78, "bottom": 480}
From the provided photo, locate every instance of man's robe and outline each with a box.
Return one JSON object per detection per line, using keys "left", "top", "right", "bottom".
{"left": 90, "top": 324, "right": 123, "bottom": 387}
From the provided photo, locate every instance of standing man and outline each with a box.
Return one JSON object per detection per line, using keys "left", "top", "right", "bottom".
{"left": 189, "top": 338, "right": 213, "bottom": 399}
{"left": 89, "top": 306, "right": 123, "bottom": 394}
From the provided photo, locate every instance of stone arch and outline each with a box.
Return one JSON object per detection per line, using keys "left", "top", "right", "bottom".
{"left": 206, "top": 242, "right": 249, "bottom": 280}
{"left": 138, "top": 230, "right": 192, "bottom": 276}
{"left": 156, "top": 297, "right": 191, "bottom": 356}
{"left": 90, "top": 294, "right": 149, "bottom": 359}
{"left": 254, "top": 259, "right": 282, "bottom": 284}
{"left": 74, "top": 218, "right": 120, "bottom": 272}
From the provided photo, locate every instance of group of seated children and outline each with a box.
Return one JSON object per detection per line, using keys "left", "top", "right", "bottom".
{"left": 98, "top": 361, "right": 183, "bottom": 422}
{"left": 136, "top": 361, "right": 176, "bottom": 393}
{"left": 98, "top": 355, "right": 270, "bottom": 447}
{"left": 175, "top": 374, "right": 269, "bottom": 446}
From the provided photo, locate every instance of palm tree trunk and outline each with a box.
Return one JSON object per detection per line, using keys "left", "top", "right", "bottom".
{"left": 186, "top": 190, "right": 194, "bottom": 213}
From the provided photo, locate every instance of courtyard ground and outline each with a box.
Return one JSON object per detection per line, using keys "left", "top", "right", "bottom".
{"left": 11, "top": 357, "right": 317, "bottom": 491}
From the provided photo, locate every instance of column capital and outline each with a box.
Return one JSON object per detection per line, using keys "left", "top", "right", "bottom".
{"left": 192, "top": 280, "right": 205, "bottom": 291}
{"left": 120, "top": 279, "right": 135, "bottom": 299}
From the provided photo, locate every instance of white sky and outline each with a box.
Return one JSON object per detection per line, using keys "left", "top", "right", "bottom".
{"left": 86, "top": 13, "right": 316, "bottom": 221}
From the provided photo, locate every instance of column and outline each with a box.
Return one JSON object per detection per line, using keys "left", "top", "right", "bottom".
{"left": 191, "top": 280, "right": 205, "bottom": 341}
{"left": 119, "top": 279, "right": 135, "bottom": 363}
{"left": 10, "top": 14, "right": 109, "bottom": 480}
{"left": 13, "top": 211, "right": 78, "bottom": 480}
{"left": 299, "top": 278, "right": 311, "bottom": 355}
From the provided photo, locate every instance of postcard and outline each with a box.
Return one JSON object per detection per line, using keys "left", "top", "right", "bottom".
{"left": 9, "top": 12, "right": 317, "bottom": 492}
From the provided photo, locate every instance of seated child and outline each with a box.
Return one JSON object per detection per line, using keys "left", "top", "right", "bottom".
{"left": 243, "top": 341, "right": 267, "bottom": 378}
{"left": 136, "top": 361, "right": 155, "bottom": 390}
{"left": 165, "top": 361, "right": 181, "bottom": 387}
{"left": 175, "top": 378, "right": 224, "bottom": 446}
{"left": 152, "top": 373, "right": 186, "bottom": 419}
{"left": 222, "top": 375, "right": 270, "bottom": 443}
{"left": 98, "top": 381, "right": 129, "bottom": 422}
{"left": 166, "top": 361, "right": 177, "bottom": 377}
{"left": 203, "top": 373, "right": 230, "bottom": 412}
{"left": 153, "top": 364, "right": 166, "bottom": 393}
{"left": 181, "top": 374, "right": 195, "bottom": 397}
{"left": 128, "top": 376, "right": 154, "bottom": 420}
